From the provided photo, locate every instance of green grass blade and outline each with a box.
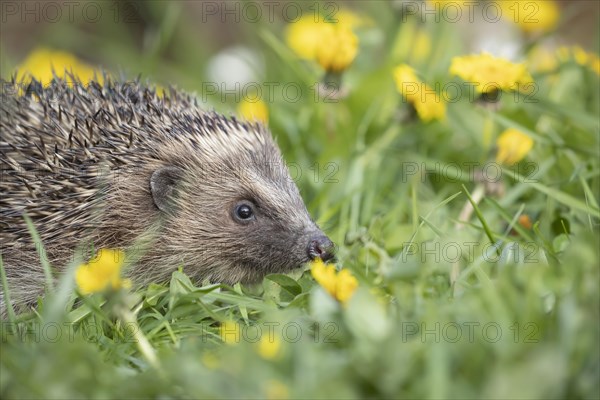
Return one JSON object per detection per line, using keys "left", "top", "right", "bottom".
{"left": 23, "top": 214, "right": 54, "bottom": 292}
{"left": 0, "top": 254, "right": 17, "bottom": 325}
{"left": 461, "top": 184, "right": 499, "bottom": 252}
{"left": 502, "top": 168, "right": 600, "bottom": 218}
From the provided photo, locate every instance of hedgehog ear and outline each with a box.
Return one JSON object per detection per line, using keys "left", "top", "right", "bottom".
{"left": 150, "top": 166, "right": 182, "bottom": 213}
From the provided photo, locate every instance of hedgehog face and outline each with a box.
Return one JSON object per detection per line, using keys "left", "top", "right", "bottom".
{"left": 150, "top": 140, "right": 335, "bottom": 284}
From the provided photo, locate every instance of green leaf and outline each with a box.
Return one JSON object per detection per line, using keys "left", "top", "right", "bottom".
{"left": 144, "top": 284, "right": 167, "bottom": 307}
{"left": 265, "top": 274, "right": 302, "bottom": 297}
{"left": 169, "top": 270, "right": 196, "bottom": 296}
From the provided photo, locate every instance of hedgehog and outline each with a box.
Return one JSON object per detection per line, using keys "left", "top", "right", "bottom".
{"left": 0, "top": 75, "right": 335, "bottom": 311}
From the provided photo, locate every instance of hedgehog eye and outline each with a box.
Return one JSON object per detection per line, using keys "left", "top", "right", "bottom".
{"left": 233, "top": 202, "right": 255, "bottom": 222}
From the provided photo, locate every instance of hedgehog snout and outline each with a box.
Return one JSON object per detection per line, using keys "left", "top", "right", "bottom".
{"left": 307, "top": 234, "right": 336, "bottom": 262}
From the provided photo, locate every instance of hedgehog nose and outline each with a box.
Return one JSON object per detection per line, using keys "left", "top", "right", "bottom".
{"left": 308, "top": 235, "right": 335, "bottom": 262}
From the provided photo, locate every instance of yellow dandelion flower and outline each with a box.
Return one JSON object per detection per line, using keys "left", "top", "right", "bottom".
{"left": 75, "top": 249, "right": 129, "bottom": 295}
{"left": 316, "top": 25, "right": 359, "bottom": 73}
{"left": 220, "top": 320, "right": 241, "bottom": 345}
{"left": 285, "top": 15, "right": 327, "bottom": 60}
{"left": 413, "top": 96, "right": 446, "bottom": 122}
{"left": 496, "top": 128, "right": 534, "bottom": 165}
{"left": 257, "top": 334, "right": 281, "bottom": 360}
{"left": 310, "top": 259, "right": 358, "bottom": 305}
{"left": 578, "top": 50, "right": 600, "bottom": 75}
{"left": 557, "top": 46, "right": 600, "bottom": 76}
{"left": 285, "top": 12, "right": 359, "bottom": 73}
{"left": 501, "top": 0, "right": 559, "bottom": 34}
{"left": 393, "top": 64, "right": 446, "bottom": 122}
{"left": 237, "top": 97, "right": 269, "bottom": 123}
{"left": 310, "top": 258, "right": 337, "bottom": 296}
{"left": 335, "top": 269, "right": 359, "bottom": 304}
{"left": 393, "top": 65, "right": 420, "bottom": 101}
{"left": 571, "top": 46, "right": 590, "bottom": 66}
{"left": 449, "top": 53, "right": 533, "bottom": 94}
{"left": 16, "top": 47, "right": 102, "bottom": 87}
